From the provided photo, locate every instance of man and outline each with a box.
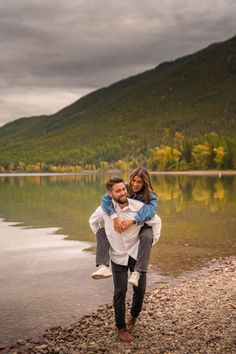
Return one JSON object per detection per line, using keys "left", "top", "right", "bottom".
{"left": 89, "top": 177, "right": 161, "bottom": 342}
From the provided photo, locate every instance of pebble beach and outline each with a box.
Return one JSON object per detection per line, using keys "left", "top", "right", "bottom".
{"left": 1, "top": 256, "right": 235, "bottom": 354}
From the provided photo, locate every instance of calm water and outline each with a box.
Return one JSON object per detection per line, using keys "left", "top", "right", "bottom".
{"left": 0, "top": 173, "right": 235, "bottom": 344}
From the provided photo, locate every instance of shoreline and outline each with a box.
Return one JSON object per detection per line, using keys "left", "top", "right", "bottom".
{"left": 0, "top": 169, "right": 236, "bottom": 177}
{"left": 2, "top": 256, "right": 235, "bottom": 354}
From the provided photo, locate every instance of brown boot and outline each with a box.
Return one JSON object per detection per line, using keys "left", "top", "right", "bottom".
{"left": 117, "top": 328, "right": 134, "bottom": 342}
{"left": 126, "top": 316, "right": 137, "bottom": 333}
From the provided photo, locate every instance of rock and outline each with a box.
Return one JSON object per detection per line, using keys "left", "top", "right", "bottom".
{"left": 36, "top": 344, "right": 48, "bottom": 350}
{"left": 31, "top": 337, "right": 41, "bottom": 344}
{"left": 16, "top": 339, "right": 25, "bottom": 346}
{"left": 3, "top": 256, "right": 235, "bottom": 354}
{"left": 0, "top": 344, "right": 8, "bottom": 350}
{"left": 0, "top": 346, "right": 11, "bottom": 354}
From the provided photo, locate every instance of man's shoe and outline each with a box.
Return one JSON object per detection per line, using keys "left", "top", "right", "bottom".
{"left": 127, "top": 316, "right": 137, "bottom": 333}
{"left": 91, "top": 265, "right": 112, "bottom": 279}
{"left": 117, "top": 328, "right": 133, "bottom": 342}
{"left": 128, "top": 271, "right": 140, "bottom": 287}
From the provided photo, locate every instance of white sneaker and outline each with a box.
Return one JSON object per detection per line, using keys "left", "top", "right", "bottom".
{"left": 91, "top": 265, "right": 112, "bottom": 280}
{"left": 128, "top": 271, "right": 140, "bottom": 287}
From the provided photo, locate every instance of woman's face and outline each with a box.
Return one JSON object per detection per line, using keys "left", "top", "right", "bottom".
{"left": 131, "top": 176, "right": 144, "bottom": 193}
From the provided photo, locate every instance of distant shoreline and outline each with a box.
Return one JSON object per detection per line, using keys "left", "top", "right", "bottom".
{"left": 150, "top": 170, "right": 236, "bottom": 176}
{"left": 0, "top": 169, "right": 236, "bottom": 177}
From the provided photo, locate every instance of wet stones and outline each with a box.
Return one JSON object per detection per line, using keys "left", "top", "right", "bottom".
{"left": 2, "top": 256, "right": 235, "bottom": 354}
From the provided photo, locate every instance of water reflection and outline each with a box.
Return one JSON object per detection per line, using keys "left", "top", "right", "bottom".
{"left": 0, "top": 173, "right": 235, "bottom": 276}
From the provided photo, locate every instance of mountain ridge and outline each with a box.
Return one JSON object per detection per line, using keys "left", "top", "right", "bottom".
{"left": 0, "top": 35, "right": 236, "bottom": 170}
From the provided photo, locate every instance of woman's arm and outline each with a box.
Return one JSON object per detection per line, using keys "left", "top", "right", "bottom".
{"left": 101, "top": 193, "right": 124, "bottom": 233}
{"left": 134, "top": 192, "right": 158, "bottom": 225}
{"left": 121, "top": 192, "right": 158, "bottom": 231}
{"left": 101, "top": 193, "right": 117, "bottom": 217}
{"left": 101, "top": 183, "right": 129, "bottom": 216}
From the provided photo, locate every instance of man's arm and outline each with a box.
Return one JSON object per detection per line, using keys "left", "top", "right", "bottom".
{"left": 146, "top": 214, "right": 162, "bottom": 245}
{"left": 89, "top": 206, "right": 104, "bottom": 234}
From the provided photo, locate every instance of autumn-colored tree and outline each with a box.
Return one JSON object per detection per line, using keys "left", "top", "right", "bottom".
{"left": 99, "top": 161, "right": 109, "bottom": 170}
{"left": 192, "top": 144, "right": 211, "bottom": 169}
{"left": 148, "top": 146, "right": 182, "bottom": 170}
{"left": 116, "top": 160, "right": 130, "bottom": 171}
{"left": 213, "top": 146, "right": 225, "bottom": 169}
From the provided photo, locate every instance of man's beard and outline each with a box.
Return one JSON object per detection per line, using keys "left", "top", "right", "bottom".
{"left": 113, "top": 195, "right": 128, "bottom": 204}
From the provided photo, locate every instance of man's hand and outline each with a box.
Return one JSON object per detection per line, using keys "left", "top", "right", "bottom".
{"left": 121, "top": 220, "right": 134, "bottom": 232}
{"left": 114, "top": 217, "right": 123, "bottom": 233}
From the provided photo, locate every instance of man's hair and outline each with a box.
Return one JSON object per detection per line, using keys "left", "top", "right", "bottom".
{"left": 105, "top": 177, "right": 125, "bottom": 191}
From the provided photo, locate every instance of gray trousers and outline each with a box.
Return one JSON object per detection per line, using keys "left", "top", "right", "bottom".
{"left": 96, "top": 225, "right": 153, "bottom": 273}
{"left": 112, "top": 256, "right": 146, "bottom": 329}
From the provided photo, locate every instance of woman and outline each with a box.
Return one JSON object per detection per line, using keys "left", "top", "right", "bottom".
{"left": 92, "top": 167, "right": 158, "bottom": 287}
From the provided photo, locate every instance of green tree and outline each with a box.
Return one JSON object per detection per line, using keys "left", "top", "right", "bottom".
{"left": 192, "top": 144, "right": 211, "bottom": 169}
{"left": 173, "top": 131, "right": 185, "bottom": 152}
{"left": 17, "top": 161, "right": 26, "bottom": 171}
{"left": 213, "top": 146, "right": 225, "bottom": 169}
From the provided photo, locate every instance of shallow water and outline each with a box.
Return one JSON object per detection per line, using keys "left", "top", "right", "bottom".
{"left": 0, "top": 220, "right": 165, "bottom": 344}
{"left": 0, "top": 173, "right": 235, "bottom": 344}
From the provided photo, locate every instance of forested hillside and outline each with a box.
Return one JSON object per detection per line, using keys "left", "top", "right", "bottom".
{"left": 0, "top": 35, "right": 236, "bottom": 171}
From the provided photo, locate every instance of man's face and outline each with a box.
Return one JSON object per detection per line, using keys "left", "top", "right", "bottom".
{"left": 109, "top": 182, "right": 128, "bottom": 204}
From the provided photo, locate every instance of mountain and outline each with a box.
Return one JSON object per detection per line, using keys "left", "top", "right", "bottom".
{"left": 0, "top": 35, "right": 236, "bottom": 170}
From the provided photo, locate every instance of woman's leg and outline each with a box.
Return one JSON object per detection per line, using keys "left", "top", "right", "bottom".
{"left": 134, "top": 225, "right": 153, "bottom": 273}
{"left": 95, "top": 227, "right": 110, "bottom": 266}
{"left": 92, "top": 227, "right": 112, "bottom": 279}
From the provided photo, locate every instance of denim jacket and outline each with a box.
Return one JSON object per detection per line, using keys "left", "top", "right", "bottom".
{"left": 101, "top": 188, "right": 158, "bottom": 225}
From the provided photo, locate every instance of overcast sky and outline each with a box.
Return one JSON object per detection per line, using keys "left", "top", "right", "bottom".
{"left": 0, "top": 0, "right": 235, "bottom": 127}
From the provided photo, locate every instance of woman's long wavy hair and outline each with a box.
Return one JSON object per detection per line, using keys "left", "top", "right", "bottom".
{"left": 127, "top": 167, "right": 155, "bottom": 204}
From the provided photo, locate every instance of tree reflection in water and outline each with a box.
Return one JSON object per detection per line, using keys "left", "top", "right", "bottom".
{"left": 0, "top": 173, "right": 235, "bottom": 275}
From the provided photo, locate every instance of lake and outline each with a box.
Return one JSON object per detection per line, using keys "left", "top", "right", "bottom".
{"left": 0, "top": 173, "right": 235, "bottom": 345}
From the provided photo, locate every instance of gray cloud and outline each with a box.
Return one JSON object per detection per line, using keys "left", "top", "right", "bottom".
{"left": 0, "top": 0, "right": 235, "bottom": 126}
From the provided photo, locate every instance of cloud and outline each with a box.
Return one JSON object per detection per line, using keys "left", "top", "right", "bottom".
{"left": 0, "top": 0, "right": 235, "bottom": 126}
{"left": 0, "top": 87, "right": 90, "bottom": 127}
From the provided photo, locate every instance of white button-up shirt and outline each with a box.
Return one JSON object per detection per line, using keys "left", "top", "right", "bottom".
{"left": 89, "top": 198, "right": 161, "bottom": 266}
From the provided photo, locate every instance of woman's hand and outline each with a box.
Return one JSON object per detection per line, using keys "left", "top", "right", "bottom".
{"left": 121, "top": 220, "right": 134, "bottom": 232}
{"left": 114, "top": 217, "right": 123, "bottom": 233}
